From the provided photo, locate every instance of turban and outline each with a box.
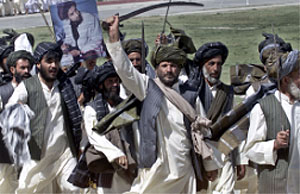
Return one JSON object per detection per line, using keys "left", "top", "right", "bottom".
{"left": 170, "top": 26, "right": 196, "bottom": 54}
{"left": 34, "top": 42, "right": 62, "bottom": 63}
{"left": 279, "top": 50, "right": 300, "bottom": 80}
{"left": 6, "top": 50, "right": 35, "bottom": 69}
{"left": 122, "top": 39, "right": 149, "bottom": 57}
{"left": 57, "top": 1, "right": 76, "bottom": 20}
{"left": 193, "top": 42, "right": 228, "bottom": 68}
{"left": 0, "top": 45, "right": 14, "bottom": 61}
{"left": 92, "top": 61, "right": 119, "bottom": 87}
{"left": 258, "top": 33, "right": 292, "bottom": 64}
{"left": 151, "top": 45, "right": 186, "bottom": 68}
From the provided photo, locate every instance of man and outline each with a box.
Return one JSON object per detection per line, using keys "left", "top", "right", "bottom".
{"left": 24, "top": 0, "right": 40, "bottom": 14}
{"left": 0, "top": 50, "right": 33, "bottom": 107}
{"left": 83, "top": 61, "right": 136, "bottom": 193}
{"left": 233, "top": 33, "right": 293, "bottom": 194}
{"left": 120, "top": 38, "right": 155, "bottom": 98}
{"left": 105, "top": 15, "right": 221, "bottom": 194}
{"left": 6, "top": 42, "right": 81, "bottom": 193}
{"left": 122, "top": 38, "right": 155, "bottom": 77}
{"left": 0, "top": 45, "right": 13, "bottom": 85}
{"left": 245, "top": 50, "right": 300, "bottom": 193}
{"left": 0, "top": 51, "right": 34, "bottom": 194}
{"left": 193, "top": 42, "right": 235, "bottom": 193}
{"left": 57, "top": 1, "right": 105, "bottom": 65}
{"left": 155, "top": 26, "right": 198, "bottom": 82}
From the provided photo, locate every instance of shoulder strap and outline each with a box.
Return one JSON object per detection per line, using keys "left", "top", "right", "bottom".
{"left": 153, "top": 78, "right": 196, "bottom": 122}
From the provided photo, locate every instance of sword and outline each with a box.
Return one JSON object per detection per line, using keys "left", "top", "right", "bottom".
{"left": 272, "top": 24, "right": 284, "bottom": 131}
{"left": 162, "top": 0, "right": 172, "bottom": 35}
{"left": 141, "top": 21, "right": 146, "bottom": 74}
{"left": 101, "top": 1, "right": 204, "bottom": 31}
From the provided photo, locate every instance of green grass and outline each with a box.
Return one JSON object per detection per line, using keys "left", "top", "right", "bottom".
{"left": 10, "top": 5, "right": 300, "bottom": 84}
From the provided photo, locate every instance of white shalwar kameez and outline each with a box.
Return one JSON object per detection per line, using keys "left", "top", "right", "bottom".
{"left": 106, "top": 41, "right": 219, "bottom": 194}
{"left": 198, "top": 84, "right": 235, "bottom": 194}
{"left": 84, "top": 105, "right": 132, "bottom": 194}
{"left": 6, "top": 75, "right": 80, "bottom": 193}
{"left": 244, "top": 90, "right": 295, "bottom": 193}
{"left": 286, "top": 101, "right": 300, "bottom": 193}
{"left": 0, "top": 164, "right": 18, "bottom": 193}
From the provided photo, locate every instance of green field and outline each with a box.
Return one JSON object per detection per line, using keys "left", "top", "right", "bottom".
{"left": 9, "top": 5, "right": 300, "bottom": 84}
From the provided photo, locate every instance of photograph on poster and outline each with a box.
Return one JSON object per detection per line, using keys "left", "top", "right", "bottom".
{"left": 50, "top": 0, "right": 106, "bottom": 66}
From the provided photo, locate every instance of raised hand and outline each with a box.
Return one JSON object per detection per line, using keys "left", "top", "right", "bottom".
{"left": 105, "top": 15, "right": 120, "bottom": 43}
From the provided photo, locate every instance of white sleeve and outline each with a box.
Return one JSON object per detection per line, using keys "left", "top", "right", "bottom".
{"left": 5, "top": 82, "right": 28, "bottom": 108}
{"left": 245, "top": 104, "right": 277, "bottom": 165}
{"left": 84, "top": 105, "right": 125, "bottom": 162}
{"left": 236, "top": 140, "right": 250, "bottom": 165}
{"left": 106, "top": 41, "right": 149, "bottom": 101}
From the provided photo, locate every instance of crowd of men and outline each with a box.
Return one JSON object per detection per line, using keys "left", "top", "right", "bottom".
{"left": 0, "top": 0, "right": 49, "bottom": 16}
{"left": 0, "top": 12, "right": 299, "bottom": 194}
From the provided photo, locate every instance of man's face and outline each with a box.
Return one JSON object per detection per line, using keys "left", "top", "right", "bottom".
{"left": 37, "top": 56, "right": 60, "bottom": 82}
{"left": 287, "top": 68, "right": 300, "bottom": 101}
{"left": 10, "top": 59, "right": 32, "bottom": 83}
{"left": 102, "top": 76, "right": 120, "bottom": 102}
{"left": 202, "top": 55, "right": 223, "bottom": 86}
{"left": 61, "top": 65, "right": 70, "bottom": 73}
{"left": 128, "top": 52, "right": 142, "bottom": 72}
{"left": 85, "top": 58, "right": 97, "bottom": 70}
{"left": 67, "top": 5, "right": 80, "bottom": 22}
{"left": 156, "top": 61, "right": 181, "bottom": 87}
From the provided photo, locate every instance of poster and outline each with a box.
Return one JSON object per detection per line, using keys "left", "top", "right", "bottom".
{"left": 50, "top": 0, "right": 106, "bottom": 66}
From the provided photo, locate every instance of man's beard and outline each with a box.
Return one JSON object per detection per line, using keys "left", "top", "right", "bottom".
{"left": 103, "top": 86, "right": 121, "bottom": 104}
{"left": 71, "top": 13, "right": 83, "bottom": 27}
{"left": 156, "top": 71, "right": 179, "bottom": 87}
{"left": 39, "top": 66, "right": 57, "bottom": 83}
{"left": 202, "top": 66, "right": 220, "bottom": 85}
{"left": 288, "top": 81, "right": 300, "bottom": 101}
{"left": 14, "top": 71, "right": 31, "bottom": 83}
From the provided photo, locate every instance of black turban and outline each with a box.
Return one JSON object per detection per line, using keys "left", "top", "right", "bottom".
{"left": 0, "top": 45, "right": 14, "bottom": 61}
{"left": 0, "top": 45, "right": 13, "bottom": 73}
{"left": 6, "top": 50, "right": 35, "bottom": 69}
{"left": 34, "top": 42, "right": 62, "bottom": 63}
{"left": 122, "top": 39, "right": 149, "bottom": 57}
{"left": 93, "top": 61, "right": 119, "bottom": 88}
{"left": 151, "top": 45, "right": 186, "bottom": 68}
{"left": 57, "top": 1, "right": 76, "bottom": 20}
{"left": 193, "top": 42, "right": 228, "bottom": 68}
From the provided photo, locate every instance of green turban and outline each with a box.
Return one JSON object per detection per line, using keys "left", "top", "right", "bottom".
{"left": 151, "top": 45, "right": 186, "bottom": 68}
{"left": 122, "top": 39, "right": 148, "bottom": 57}
{"left": 6, "top": 50, "right": 35, "bottom": 69}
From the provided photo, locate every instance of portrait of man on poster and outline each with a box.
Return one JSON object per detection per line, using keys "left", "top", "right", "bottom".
{"left": 50, "top": 0, "right": 106, "bottom": 66}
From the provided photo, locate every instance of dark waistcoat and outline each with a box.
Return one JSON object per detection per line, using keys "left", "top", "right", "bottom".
{"left": 23, "top": 75, "right": 77, "bottom": 160}
{"left": 138, "top": 78, "right": 205, "bottom": 186}
{"left": 0, "top": 82, "right": 14, "bottom": 107}
{"left": 257, "top": 94, "right": 290, "bottom": 194}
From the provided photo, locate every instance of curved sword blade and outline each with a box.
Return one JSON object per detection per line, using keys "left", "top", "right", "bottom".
{"left": 120, "top": 1, "right": 204, "bottom": 21}
{"left": 102, "top": 1, "right": 204, "bottom": 31}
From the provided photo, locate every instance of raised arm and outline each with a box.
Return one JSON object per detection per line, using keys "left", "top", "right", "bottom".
{"left": 105, "top": 15, "right": 149, "bottom": 101}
